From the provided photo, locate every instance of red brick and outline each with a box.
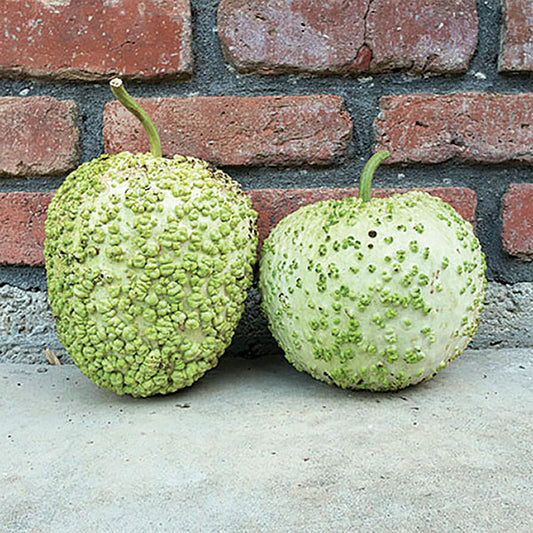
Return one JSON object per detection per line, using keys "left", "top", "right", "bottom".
{"left": 104, "top": 95, "right": 352, "bottom": 166}
{"left": 218, "top": 0, "right": 367, "bottom": 75}
{"left": 0, "top": 0, "right": 192, "bottom": 80}
{"left": 499, "top": 0, "right": 533, "bottom": 72}
{"left": 247, "top": 187, "right": 477, "bottom": 249}
{"left": 374, "top": 93, "right": 533, "bottom": 165}
{"left": 0, "top": 97, "right": 80, "bottom": 177}
{"left": 501, "top": 184, "right": 533, "bottom": 260}
{"left": 0, "top": 193, "right": 52, "bottom": 266}
{"left": 367, "top": 0, "right": 478, "bottom": 74}
{"left": 217, "top": 0, "right": 477, "bottom": 75}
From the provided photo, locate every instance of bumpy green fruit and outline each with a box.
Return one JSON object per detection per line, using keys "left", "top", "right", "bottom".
{"left": 44, "top": 81, "right": 257, "bottom": 397}
{"left": 259, "top": 152, "right": 486, "bottom": 391}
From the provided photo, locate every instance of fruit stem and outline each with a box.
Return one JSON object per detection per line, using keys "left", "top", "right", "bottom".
{"left": 358, "top": 150, "right": 390, "bottom": 202}
{"left": 109, "top": 78, "right": 162, "bottom": 158}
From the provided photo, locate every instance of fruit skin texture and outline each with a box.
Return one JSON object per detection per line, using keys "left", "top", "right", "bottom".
{"left": 45, "top": 152, "right": 257, "bottom": 397}
{"left": 259, "top": 191, "right": 486, "bottom": 391}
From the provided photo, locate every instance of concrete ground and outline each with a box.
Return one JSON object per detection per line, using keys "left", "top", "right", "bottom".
{"left": 1, "top": 348, "right": 532, "bottom": 533}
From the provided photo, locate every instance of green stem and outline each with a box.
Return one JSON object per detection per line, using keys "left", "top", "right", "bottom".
{"left": 109, "top": 78, "right": 162, "bottom": 158}
{"left": 358, "top": 150, "right": 390, "bottom": 202}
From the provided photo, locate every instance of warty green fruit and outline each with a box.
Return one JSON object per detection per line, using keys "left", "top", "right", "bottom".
{"left": 259, "top": 153, "right": 486, "bottom": 391}
{"left": 44, "top": 81, "right": 257, "bottom": 397}
{"left": 45, "top": 153, "right": 257, "bottom": 397}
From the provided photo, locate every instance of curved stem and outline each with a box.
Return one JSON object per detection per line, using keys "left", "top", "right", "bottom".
{"left": 110, "top": 78, "right": 162, "bottom": 158}
{"left": 358, "top": 150, "right": 390, "bottom": 202}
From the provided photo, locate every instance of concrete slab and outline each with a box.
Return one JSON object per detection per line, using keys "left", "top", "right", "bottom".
{"left": 1, "top": 348, "right": 532, "bottom": 533}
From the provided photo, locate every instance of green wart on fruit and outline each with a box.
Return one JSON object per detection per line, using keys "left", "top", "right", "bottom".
{"left": 44, "top": 79, "right": 258, "bottom": 398}
{"left": 259, "top": 151, "right": 487, "bottom": 391}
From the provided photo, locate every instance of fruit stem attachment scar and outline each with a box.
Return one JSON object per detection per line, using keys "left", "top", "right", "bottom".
{"left": 358, "top": 150, "right": 390, "bottom": 203}
{"left": 109, "top": 77, "right": 162, "bottom": 158}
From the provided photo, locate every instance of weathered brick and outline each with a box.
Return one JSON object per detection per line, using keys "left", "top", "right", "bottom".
{"left": 0, "top": 0, "right": 192, "bottom": 80}
{"left": 247, "top": 187, "right": 477, "bottom": 248}
{"left": 0, "top": 97, "right": 80, "bottom": 177}
{"left": 366, "top": 0, "right": 478, "bottom": 74}
{"left": 104, "top": 95, "right": 352, "bottom": 166}
{"left": 501, "top": 184, "right": 533, "bottom": 260}
{"left": 0, "top": 193, "right": 52, "bottom": 266}
{"left": 218, "top": 0, "right": 477, "bottom": 75}
{"left": 218, "top": 0, "right": 367, "bottom": 75}
{"left": 499, "top": 0, "right": 533, "bottom": 72}
{"left": 374, "top": 93, "right": 533, "bottom": 164}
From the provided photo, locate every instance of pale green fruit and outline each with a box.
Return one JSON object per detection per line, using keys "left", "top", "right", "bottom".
{"left": 259, "top": 153, "right": 486, "bottom": 391}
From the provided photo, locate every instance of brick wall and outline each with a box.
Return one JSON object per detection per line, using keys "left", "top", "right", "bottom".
{"left": 0, "top": 0, "right": 532, "bottom": 359}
